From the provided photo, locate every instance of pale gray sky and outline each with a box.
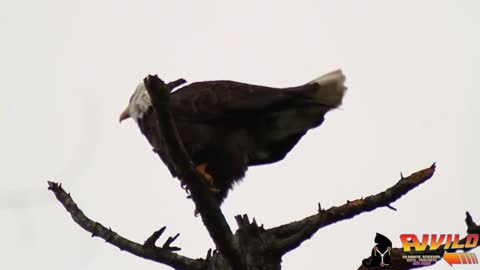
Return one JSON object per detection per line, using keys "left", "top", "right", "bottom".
{"left": 1, "top": 1, "right": 479, "bottom": 269}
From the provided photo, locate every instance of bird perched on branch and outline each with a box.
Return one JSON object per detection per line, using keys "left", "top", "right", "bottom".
{"left": 120, "top": 70, "right": 347, "bottom": 206}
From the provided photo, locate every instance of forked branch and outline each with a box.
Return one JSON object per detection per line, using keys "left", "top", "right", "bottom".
{"left": 267, "top": 164, "right": 436, "bottom": 255}
{"left": 47, "top": 181, "right": 202, "bottom": 270}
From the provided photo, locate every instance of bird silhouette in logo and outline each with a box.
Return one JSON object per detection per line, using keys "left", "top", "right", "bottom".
{"left": 362, "top": 233, "right": 393, "bottom": 268}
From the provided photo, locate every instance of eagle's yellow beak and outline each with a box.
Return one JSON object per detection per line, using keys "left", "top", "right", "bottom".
{"left": 119, "top": 107, "right": 130, "bottom": 123}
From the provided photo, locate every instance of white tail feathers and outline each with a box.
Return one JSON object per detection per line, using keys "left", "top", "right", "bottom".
{"left": 308, "top": 69, "right": 347, "bottom": 107}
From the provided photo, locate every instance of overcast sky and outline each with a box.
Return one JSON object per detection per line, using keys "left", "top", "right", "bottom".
{"left": 2, "top": 1, "right": 479, "bottom": 269}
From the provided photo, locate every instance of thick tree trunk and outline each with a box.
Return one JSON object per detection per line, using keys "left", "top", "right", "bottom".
{"left": 206, "top": 215, "right": 281, "bottom": 270}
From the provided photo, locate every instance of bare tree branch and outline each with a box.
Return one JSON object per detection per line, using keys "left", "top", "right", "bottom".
{"left": 267, "top": 164, "right": 436, "bottom": 255}
{"left": 47, "top": 181, "right": 203, "bottom": 270}
{"left": 144, "top": 226, "right": 167, "bottom": 247}
{"left": 144, "top": 226, "right": 181, "bottom": 252}
{"left": 143, "top": 75, "right": 244, "bottom": 269}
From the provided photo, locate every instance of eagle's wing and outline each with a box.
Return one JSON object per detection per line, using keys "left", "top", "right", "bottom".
{"left": 169, "top": 81, "right": 319, "bottom": 122}
{"left": 169, "top": 72, "right": 346, "bottom": 166}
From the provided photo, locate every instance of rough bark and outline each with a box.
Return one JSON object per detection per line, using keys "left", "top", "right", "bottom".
{"left": 47, "top": 181, "right": 202, "bottom": 270}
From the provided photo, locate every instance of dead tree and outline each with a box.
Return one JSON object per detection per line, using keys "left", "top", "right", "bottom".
{"left": 48, "top": 75, "right": 479, "bottom": 270}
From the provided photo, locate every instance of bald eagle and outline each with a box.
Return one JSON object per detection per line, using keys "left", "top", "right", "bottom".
{"left": 120, "top": 70, "right": 346, "bottom": 205}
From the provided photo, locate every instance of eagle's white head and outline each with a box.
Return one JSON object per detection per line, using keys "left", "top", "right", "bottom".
{"left": 119, "top": 82, "right": 152, "bottom": 122}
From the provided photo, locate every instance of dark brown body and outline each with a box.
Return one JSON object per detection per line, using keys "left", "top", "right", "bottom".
{"left": 138, "top": 80, "right": 336, "bottom": 204}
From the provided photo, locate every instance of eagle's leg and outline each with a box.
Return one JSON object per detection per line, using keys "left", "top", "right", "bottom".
{"left": 179, "top": 163, "right": 215, "bottom": 193}
{"left": 196, "top": 163, "right": 220, "bottom": 193}
{"left": 179, "top": 163, "right": 220, "bottom": 208}
{"left": 196, "top": 163, "right": 213, "bottom": 183}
